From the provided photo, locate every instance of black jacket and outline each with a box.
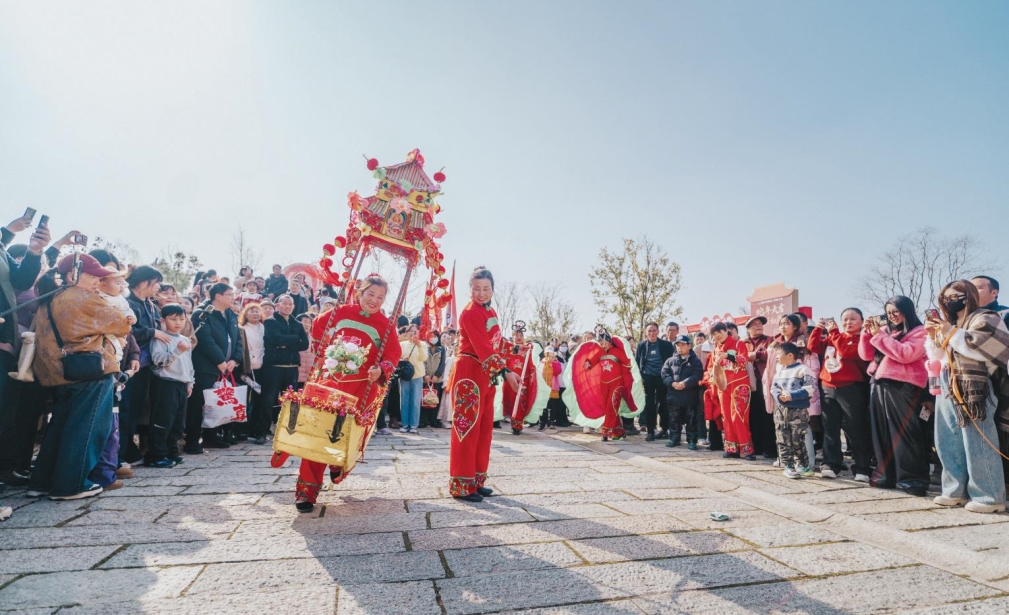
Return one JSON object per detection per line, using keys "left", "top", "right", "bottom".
{"left": 635, "top": 338, "right": 674, "bottom": 375}
{"left": 126, "top": 294, "right": 161, "bottom": 351}
{"left": 660, "top": 350, "right": 703, "bottom": 406}
{"left": 265, "top": 274, "right": 288, "bottom": 299}
{"left": 191, "top": 305, "right": 243, "bottom": 375}
{"left": 264, "top": 313, "right": 309, "bottom": 367}
{"left": 291, "top": 293, "right": 309, "bottom": 318}
{"left": 0, "top": 238, "right": 42, "bottom": 347}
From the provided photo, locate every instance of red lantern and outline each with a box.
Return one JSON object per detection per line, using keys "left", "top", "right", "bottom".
{"left": 367, "top": 158, "right": 379, "bottom": 171}
{"left": 436, "top": 265, "right": 446, "bottom": 275}
{"left": 433, "top": 171, "right": 446, "bottom": 183}
{"left": 322, "top": 243, "right": 336, "bottom": 256}
{"left": 437, "top": 279, "right": 449, "bottom": 289}
{"left": 335, "top": 236, "right": 347, "bottom": 249}
{"left": 320, "top": 257, "right": 333, "bottom": 269}
{"left": 341, "top": 271, "right": 350, "bottom": 279}
{"left": 442, "top": 293, "right": 452, "bottom": 303}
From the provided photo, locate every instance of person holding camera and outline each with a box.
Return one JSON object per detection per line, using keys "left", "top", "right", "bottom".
{"left": 926, "top": 281, "right": 1009, "bottom": 513}
{"left": 859, "top": 296, "right": 929, "bottom": 496}
{"left": 28, "top": 254, "right": 130, "bottom": 500}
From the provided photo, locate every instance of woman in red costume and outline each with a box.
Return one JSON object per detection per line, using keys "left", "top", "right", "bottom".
{"left": 565, "top": 327, "right": 639, "bottom": 441}
{"left": 709, "top": 322, "right": 754, "bottom": 460}
{"left": 294, "top": 274, "right": 401, "bottom": 512}
{"left": 448, "top": 267, "right": 518, "bottom": 502}
{"left": 501, "top": 321, "right": 538, "bottom": 435}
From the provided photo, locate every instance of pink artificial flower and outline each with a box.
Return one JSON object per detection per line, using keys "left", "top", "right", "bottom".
{"left": 348, "top": 191, "right": 367, "bottom": 212}
{"left": 390, "top": 197, "right": 411, "bottom": 215}
{"left": 425, "top": 222, "right": 447, "bottom": 239}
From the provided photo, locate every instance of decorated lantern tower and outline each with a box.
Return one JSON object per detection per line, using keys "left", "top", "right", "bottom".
{"left": 270, "top": 149, "right": 452, "bottom": 479}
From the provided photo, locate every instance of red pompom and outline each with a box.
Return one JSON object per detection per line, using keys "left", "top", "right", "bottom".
{"left": 341, "top": 271, "right": 350, "bottom": 279}
{"left": 433, "top": 171, "right": 445, "bottom": 183}
{"left": 442, "top": 293, "right": 452, "bottom": 303}
{"left": 322, "top": 244, "right": 336, "bottom": 256}
{"left": 320, "top": 257, "right": 333, "bottom": 269}
{"left": 436, "top": 265, "right": 446, "bottom": 275}
{"left": 367, "top": 158, "right": 379, "bottom": 171}
{"left": 437, "top": 279, "right": 449, "bottom": 289}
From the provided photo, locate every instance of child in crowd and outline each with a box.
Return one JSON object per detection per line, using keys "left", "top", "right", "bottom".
{"left": 661, "top": 335, "right": 704, "bottom": 449}
{"left": 148, "top": 304, "right": 195, "bottom": 468}
{"left": 297, "top": 313, "right": 315, "bottom": 387}
{"left": 771, "top": 342, "right": 816, "bottom": 479}
{"left": 238, "top": 280, "right": 263, "bottom": 310}
{"left": 98, "top": 270, "right": 136, "bottom": 366}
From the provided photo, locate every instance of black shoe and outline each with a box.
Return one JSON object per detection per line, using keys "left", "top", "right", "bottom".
{"left": 295, "top": 501, "right": 315, "bottom": 513}
{"left": 204, "top": 438, "right": 231, "bottom": 449}
{"left": 897, "top": 481, "right": 929, "bottom": 497}
{"left": 2, "top": 471, "right": 29, "bottom": 487}
{"left": 657, "top": 430, "right": 669, "bottom": 439}
{"left": 168, "top": 456, "right": 184, "bottom": 465}
{"left": 235, "top": 434, "right": 249, "bottom": 442}
{"left": 511, "top": 428, "right": 521, "bottom": 435}
{"left": 493, "top": 422, "right": 501, "bottom": 429}
{"left": 645, "top": 432, "right": 656, "bottom": 442}
{"left": 477, "top": 487, "right": 493, "bottom": 497}
{"left": 665, "top": 439, "right": 681, "bottom": 448}
{"left": 538, "top": 423, "right": 547, "bottom": 431}
{"left": 454, "top": 493, "right": 484, "bottom": 503}
{"left": 625, "top": 427, "right": 641, "bottom": 436}
{"left": 762, "top": 452, "right": 777, "bottom": 459}
{"left": 253, "top": 436, "right": 267, "bottom": 446}
{"left": 744, "top": 454, "right": 757, "bottom": 461}
{"left": 183, "top": 443, "right": 204, "bottom": 455}
{"left": 602, "top": 436, "right": 609, "bottom": 442}
{"left": 722, "top": 452, "right": 740, "bottom": 459}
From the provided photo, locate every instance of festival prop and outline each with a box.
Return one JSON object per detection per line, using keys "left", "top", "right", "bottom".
{"left": 271, "top": 149, "right": 451, "bottom": 482}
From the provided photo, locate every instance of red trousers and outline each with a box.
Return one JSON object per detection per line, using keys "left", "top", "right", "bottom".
{"left": 448, "top": 356, "right": 496, "bottom": 497}
{"left": 296, "top": 459, "right": 333, "bottom": 504}
{"left": 720, "top": 381, "right": 753, "bottom": 455}
{"left": 599, "top": 379, "right": 626, "bottom": 439}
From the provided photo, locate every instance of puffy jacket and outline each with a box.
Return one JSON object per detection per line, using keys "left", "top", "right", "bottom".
{"left": 191, "top": 305, "right": 243, "bottom": 375}
{"left": 660, "top": 350, "right": 703, "bottom": 406}
{"left": 126, "top": 293, "right": 160, "bottom": 351}
{"left": 264, "top": 313, "right": 309, "bottom": 367}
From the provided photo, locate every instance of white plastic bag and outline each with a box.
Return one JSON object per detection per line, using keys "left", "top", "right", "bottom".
{"left": 202, "top": 374, "right": 248, "bottom": 428}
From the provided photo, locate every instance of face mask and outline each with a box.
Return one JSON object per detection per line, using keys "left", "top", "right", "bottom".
{"left": 946, "top": 299, "right": 966, "bottom": 315}
{"left": 429, "top": 337, "right": 439, "bottom": 345}
{"left": 559, "top": 346, "right": 568, "bottom": 352}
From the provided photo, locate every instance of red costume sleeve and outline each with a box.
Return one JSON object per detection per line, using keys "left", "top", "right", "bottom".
{"left": 461, "top": 305, "right": 505, "bottom": 378}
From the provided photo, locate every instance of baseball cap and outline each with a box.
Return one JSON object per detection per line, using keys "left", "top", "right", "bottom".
{"left": 57, "top": 253, "right": 117, "bottom": 279}
{"left": 674, "top": 335, "right": 692, "bottom": 345}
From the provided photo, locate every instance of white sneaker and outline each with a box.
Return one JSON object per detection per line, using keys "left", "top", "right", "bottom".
{"left": 50, "top": 484, "right": 103, "bottom": 501}
{"left": 820, "top": 468, "right": 837, "bottom": 479}
{"left": 783, "top": 467, "right": 801, "bottom": 479}
{"left": 399, "top": 427, "right": 409, "bottom": 433}
{"left": 933, "top": 495, "right": 968, "bottom": 507}
{"left": 965, "top": 501, "right": 1005, "bottom": 514}
{"left": 0, "top": 506, "right": 11, "bottom": 522}
{"left": 772, "top": 458, "right": 781, "bottom": 467}
{"left": 697, "top": 439, "right": 709, "bottom": 447}
{"left": 376, "top": 428, "right": 392, "bottom": 436}
{"left": 582, "top": 426, "right": 592, "bottom": 434}
{"left": 854, "top": 473, "right": 870, "bottom": 483}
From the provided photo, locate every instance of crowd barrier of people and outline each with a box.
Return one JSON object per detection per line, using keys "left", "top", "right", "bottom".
{"left": 1, "top": 210, "right": 1008, "bottom": 521}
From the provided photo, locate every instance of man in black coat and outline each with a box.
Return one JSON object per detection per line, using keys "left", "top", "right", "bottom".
{"left": 636, "top": 322, "right": 675, "bottom": 440}
{"left": 661, "top": 335, "right": 704, "bottom": 449}
{"left": 255, "top": 294, "right": 309, "bottom": 444}
{"left": 264, "top": 265, "right": 288, "bottom": 300}
{"left": 185, "top": 283, "right": 244, "bottom": 453}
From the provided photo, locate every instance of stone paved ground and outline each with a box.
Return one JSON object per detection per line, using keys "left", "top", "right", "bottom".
{"left": 4, "top": 426, "right": 1009, "bottom": 614}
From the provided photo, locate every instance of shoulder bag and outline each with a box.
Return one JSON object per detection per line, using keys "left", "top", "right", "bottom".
{"left": 46, "top": 298, "right": 106, "bottom": 382}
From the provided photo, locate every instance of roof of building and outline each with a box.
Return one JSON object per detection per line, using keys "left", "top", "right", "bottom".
{"left": 383, "top": 159, "right": 440, "bottom": 193}
{"left": 746, "top": 282, "right": 795, "bottom": 303}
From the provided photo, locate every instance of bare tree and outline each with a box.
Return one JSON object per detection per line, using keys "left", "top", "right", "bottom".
{"left": 230, "top": 227, "right": 263, "bottom": 278}
{"left": 857, "top": 227, "right": 999, "bottom": 309}
{"left": 493, "top": 280, "right": 526, "bottom": 334}
{"left": 155, "top": 245, "right": 203, "bottom": 292}
{"left": 91, "top": 236, "right": 142, "bottom": 266}
{"left": 589, "top": 236, "right": 684, "bottom": 342}
{"left": 528, "top": 282, "right": 579, "bottom": 344}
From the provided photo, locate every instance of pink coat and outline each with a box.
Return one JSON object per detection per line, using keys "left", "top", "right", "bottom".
{"left": 857, "top": 325, "right": 927, "bottom": 388}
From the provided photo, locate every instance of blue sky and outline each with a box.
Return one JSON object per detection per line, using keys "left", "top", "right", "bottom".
{"left": 1, "top": 1, "right": 1007, "bottom": 328}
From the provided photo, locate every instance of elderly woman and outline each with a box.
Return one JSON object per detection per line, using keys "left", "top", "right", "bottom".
{"left": 927, "top": 280, "right": 1009, "bottom": 513}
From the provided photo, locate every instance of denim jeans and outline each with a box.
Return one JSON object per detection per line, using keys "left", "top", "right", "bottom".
{"left": 30, "top": 376, "right": 114, "bottom": 497}
{"left": 935, "top": 371, "right": 1006, "bottom": 505}
{"left": 399, "top": 377, "right": 423, "bottom": 428}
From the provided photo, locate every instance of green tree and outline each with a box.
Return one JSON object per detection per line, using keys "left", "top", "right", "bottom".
{"left": 155, "top": 246, "right": 203, "bottom": 292}
{"left": 588, "top": 236, "right": 683, "bottom": 342}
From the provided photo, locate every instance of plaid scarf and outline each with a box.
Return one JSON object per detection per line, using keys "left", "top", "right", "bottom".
{"left": 947, "top": 310, "right": 1009, "bottom": 427}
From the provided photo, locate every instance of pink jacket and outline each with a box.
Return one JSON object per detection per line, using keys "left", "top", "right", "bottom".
{"left": 857, "top": 325, "right": 927, "bottom": 388}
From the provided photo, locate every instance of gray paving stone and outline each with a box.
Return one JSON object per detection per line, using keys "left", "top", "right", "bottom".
{"left": 760, "top": 541, "right": 915, "bottom": 575}
{"left": 490, "top": 479, "right": 587, "bottom": 495}
{"left": 915, "top": 524, "right": 1009, "bottom": 553}
{"left": 624, "top": 487, "right": 714, "bottom": 500}
{"left": 186, "top": 551, "right": 444, "bottom": 595}
{"left": 100, "top": 531, "right": 405, "bottom": 568}
{"left": 724, "top": 523, "right": 847, "bottom": 548}
{"left": 829, "top": 497, "right": 941, "bottom": 515}
{"left": 0, "top": 545, "right": 120, "bottom": 574}
{"left": 0, "top": 523, "right": 234, "bottom": 550}
{"left": 0, "top": 567, "right": 202, "bottom": 609}
{"left": 906, "top": 596, "right": 1009, "bottom": 614}
{"left": 437, "top": 567, "right": 628, "bottom": 614}
{"left": 0, "top": 506, "right": 86, "bottom": 528}
{"left": 863, "top": 509, "right": 1009, "bottom": 531}
{"left": 100, "top": 486, "right": 189, "bottom": 497}
{"left": 337, "top": 580, "right": 441, "bottom": 614}
{"left": 526, "top": 504, "right": 626, "bottom": 521}
{"left": 671, "top": 509, "right": 795, "bottom": 530}
{"left": 515, "top": 601, "right": 650, "bottom": 614}
{"left": 408, "top": 514, "right": 692, "bottom": 551}
{"left": 87, "top": 493, "right": 261, "bottom": 510}
{"left": 233, "top": 512, "right": 428, "bottom": 537}
{"left": 429, "top": 508, "right": 537, "bottom": 528}
{"left": 568, "top": 531, "right": 751, "bottom": 564}
{"left": 633, "top": 565, "right": 1001, "bottom": 614}
{"left": 793, "top": 486, "right": 925, "bottom": 505}
{"left": 443, "top": 542, "right": 583, "bottom": 577}
{"left": 606, "top": 498, "right": 756, "bottom": 516}
{"left": 63, "top": 509, "right": 166, "bottom": 526}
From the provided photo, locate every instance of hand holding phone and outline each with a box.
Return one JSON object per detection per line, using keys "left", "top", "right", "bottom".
{"left": 925, "top": 308, "right": 940, "bottom": 322}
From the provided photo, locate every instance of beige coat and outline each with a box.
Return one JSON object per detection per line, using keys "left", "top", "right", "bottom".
{"left": 33, "top": 286, "right": 131, "bottom": 387}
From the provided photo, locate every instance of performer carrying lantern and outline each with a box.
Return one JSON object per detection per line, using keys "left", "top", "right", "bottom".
{"left": 563, "top": 326, "right": 644, "bottom": 441}
{"left": 448, "top": 267, "right": 519, "bottom": 502}
{"left": 290, "top": 275, "right": 402, "bottom": 512}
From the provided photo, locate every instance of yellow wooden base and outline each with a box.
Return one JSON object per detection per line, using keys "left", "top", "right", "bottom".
{"left": 273, "top": 398, "right": 373, "bottom": 473}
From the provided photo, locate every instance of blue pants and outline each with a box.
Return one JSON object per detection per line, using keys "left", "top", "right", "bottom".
{"left": 89, "top": 411, "right": 120, "bottom": 487}
{"left": 30, "top": 376, "right": 115, "bottom": 497}
{"left": 935, "top": 372, "right": 1006, "bottom": 505}
{"left": 399, "top": 377, "right": 423, "bottom": 429}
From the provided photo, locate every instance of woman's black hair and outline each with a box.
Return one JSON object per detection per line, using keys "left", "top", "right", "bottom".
{"left": 779, "top": 313, "right": 802, "bottom": 332}
{"left": 884, "top": 295, "right": 923, "bottom": 336}
{"left": 709, "top": 322, "right": 728, "bottom": 334}
{"left": 35, "top": 269, "right": 60, "bottom": 302}
{"left": 193, "top": 271, "right": 205, "bottom": 287}
{"left": 470, "top": 266, "right": 494, "bottom": 290}
{"left": 89, "top": 249, "right": 121, "bottom": 269}
{"left": 206, "top": 269, "right": 218, "bottom": 277}
{"left": 841, "top": 307, "right": 864, "bottom": 319}
{"left": 126, "top": 265, "right": 164, "bottom": 289}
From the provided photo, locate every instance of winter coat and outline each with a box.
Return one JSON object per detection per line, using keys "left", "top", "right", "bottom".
{"left": 263, "top": 313, "right": 309, "bottom": 367}
{"left": 191, "top": 304, "right": 244, "bottom": 375}
{"left": 858, "top": 325, "right": 927, "bottom": 388}
{"left": 660, "top": 350, "right": 703, "bottom": 406}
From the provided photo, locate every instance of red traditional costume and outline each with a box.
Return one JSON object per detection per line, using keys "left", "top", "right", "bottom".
{"left": 448, "top": 301, "right": 506, "bottom": 498}
{"left": 501, "top": 340, "right": 538, "bottom": 432}
{"left": 564, "top": 338, "right": 639, "bottom": 440}
{"left": 294, "top": 304, "right": 401, "bottom": 504}
{"left": 713, "top": 336, "right": 753, "bottom": 456}
{"left": 701, "top": 352, "right": 724, "bottom": 433}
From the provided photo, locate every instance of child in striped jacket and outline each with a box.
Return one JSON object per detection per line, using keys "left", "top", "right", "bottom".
{"left": 770, "top": 342, "right": 817, "bottom": 479}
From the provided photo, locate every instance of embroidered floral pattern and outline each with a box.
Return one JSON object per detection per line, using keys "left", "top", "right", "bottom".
{"left": 452, "top": 379, "right": 480, "bottom": 441}
{"left": 475, "top": 472, "right": 487, "bottom": 488}
{"left": 611, "top": 386, "right": 628, "bottom": 413}
{"left": 450, "top": 476, "right": 478, "bottom": 497}
{"left": 482, "top": 354, "right": 506, "bottom": 379}
{"left": 295, "top": 477, "right": 323, "bottom": 504}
